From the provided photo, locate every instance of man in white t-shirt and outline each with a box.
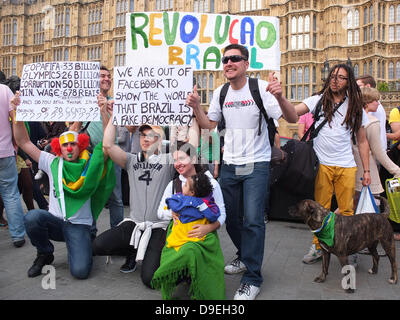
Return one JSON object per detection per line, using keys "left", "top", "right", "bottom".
{"left": 356, "top": 74, "right": 387, "bottom": 152}
{"left": 12, "top": 93, "right": 115, "bottom": 280}
{"left": 186, "top": 44, "right": 298, "bottom": 300}
{"left": 268, "top": 63, "right": 371, "bottom": 265}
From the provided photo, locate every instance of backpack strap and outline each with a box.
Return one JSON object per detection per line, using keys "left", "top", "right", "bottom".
{"left": 218, "top": 78, "right": 276, "bottom": 147}
{"left": 248, "top": 78, "right": 277, "bottom": 146}
{"left": 218, "top": 83, "right": 230, "bottom": 133}
{"left": 302, "top": 97, "right": 345, "bottom": 142}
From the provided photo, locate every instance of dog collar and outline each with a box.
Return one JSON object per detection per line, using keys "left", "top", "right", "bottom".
{"left": 311, "top": 211, "right": 333, "bottom": 233}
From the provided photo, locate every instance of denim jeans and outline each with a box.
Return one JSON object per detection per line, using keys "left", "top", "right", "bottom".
{"left": 220, "top": 161, "right": 270, "bottom": 287}
{"left": 0, "top": 156, "right": 25, "bottom": 241}
{"left": 24, "top": 209, "right": 93, "bottom": 279}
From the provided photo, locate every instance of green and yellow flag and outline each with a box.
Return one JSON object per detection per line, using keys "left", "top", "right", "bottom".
{"left": 50, "top": 143, "right": 115, "bottom": 220}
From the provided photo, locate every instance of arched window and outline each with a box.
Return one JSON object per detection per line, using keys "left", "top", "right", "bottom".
{"left": 355, "top": 9, "right": 360, "bottom": 27}
{"left": 389, "top": 5, "right": 395, "bottom": 23}
{"left": 396, "top": 62, "right": 400, "bottom": 79}
{"left": 291, "top": 16, "right": 297, "bottom": 33}
{"left": 297, "top": 67, "right": 303, "bottom": 84}
{"left": 389, "top": 62, "right": 394, "bottom": 79}
{"left": 304, "top": 15, "right": 310, "bottom": 32}
{"left": 304, "top": 66, "right": 310, "bottom": 83}
{"left": 354, "top": 64, "right": 359, "bottom": 78}
{"left": 397, "top": 5, "right": 400, "bottom": 22}
{"left": 291, "top": 67, "right": 296, "bottom": 84}
{"left": 298, "top": 16, "right": 303, "bottom": 33}
{"left": 347, "top": 10, "right": 353, "bottom": 28}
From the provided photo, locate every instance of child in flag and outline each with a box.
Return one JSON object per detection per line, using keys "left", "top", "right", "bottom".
{"left": 11, "top": 92, "right": 115, "bottom": 279}
{"left": 164, "top": 171, "right": 220, "bottom": 250}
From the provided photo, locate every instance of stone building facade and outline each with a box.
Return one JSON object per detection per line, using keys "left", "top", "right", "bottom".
{"left": 1, "top": 0, "right": 399, "bottom": 137}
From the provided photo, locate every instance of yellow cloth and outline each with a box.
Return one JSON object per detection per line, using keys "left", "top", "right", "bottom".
{"left": 389, "top": 107, "right": 400, "bottom": 144}
{"left": 16, "top": 155, "right": 28, "bottom": 174}
{"left": 166, "top": 217, "right": 209, "bottom": 252}
{"left": 62, "top": 150, "right": 91, "bottom": 190}
{"left": 313, "top": 164, "right": 357, "bottom": 249}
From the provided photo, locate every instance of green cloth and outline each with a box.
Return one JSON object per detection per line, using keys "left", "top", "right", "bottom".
{"left": 151, "top": 222, "right": 226, "bottom": 300}
{"left": 315, "top": 212, "right": 335, "bottom": 247}
{"left": 50, "top": 142, "right": 115, "bottom": 220}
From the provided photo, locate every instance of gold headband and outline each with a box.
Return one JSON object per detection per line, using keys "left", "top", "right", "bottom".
{"left": 59, "top": 131, "right": 78, "bottom": 146}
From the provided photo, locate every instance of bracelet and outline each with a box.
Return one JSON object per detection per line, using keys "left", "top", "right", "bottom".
{"left": 364, "top": 170, "right": 370, "bottom": 173}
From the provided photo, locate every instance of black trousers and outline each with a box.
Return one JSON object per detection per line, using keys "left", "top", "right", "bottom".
{"left": 92, "top": 220, "right": 166, "bottom": 288}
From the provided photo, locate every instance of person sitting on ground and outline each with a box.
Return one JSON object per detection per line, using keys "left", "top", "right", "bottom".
{"left": 12, "top": 92, "right": 115, "bottom": 279}
{"left": 151, "top": 142, "right": 226, "bottom": 300}
{"left": 92, "top": 110, "right": 176, "bottom": 287}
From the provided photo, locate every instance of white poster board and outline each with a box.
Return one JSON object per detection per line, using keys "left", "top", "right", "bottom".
{"left": 126, "top": 12, "right": 280, "bottom": 71}
{"left": 17, "top": 62, "right": 100, "bottom": 122}
{"left": 112, "top": 65, "right": 193, "bottom": 126}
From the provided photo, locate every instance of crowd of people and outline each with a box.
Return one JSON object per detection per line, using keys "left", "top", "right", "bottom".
{"left": 1, "top": 43, "right": 400, "bottom": 300}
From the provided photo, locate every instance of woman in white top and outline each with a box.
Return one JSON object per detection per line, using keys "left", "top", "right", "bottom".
{"left": 152, "top": 142, "right": 226, "bottom": 300}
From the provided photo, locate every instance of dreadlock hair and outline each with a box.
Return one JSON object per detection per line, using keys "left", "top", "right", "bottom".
{"left": 317, "top": 63, "right": 363, "bottom": 138}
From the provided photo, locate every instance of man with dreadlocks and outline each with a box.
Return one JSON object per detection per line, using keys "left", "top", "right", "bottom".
{"left": 268, "top": 63, "right": 371, "bottom": 265}
{"left": 11, "top": 92, "right": 115, "bottom": 280}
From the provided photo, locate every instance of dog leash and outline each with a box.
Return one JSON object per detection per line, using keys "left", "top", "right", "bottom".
{"left": 311, "top": 211, "right": 333, "bottom": 233}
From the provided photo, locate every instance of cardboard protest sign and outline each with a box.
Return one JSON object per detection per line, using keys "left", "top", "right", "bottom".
{"left": 112, "top": 65, "right": 193, "bottom": 126}
{"left": 126, "top": 12, "right": 280, "bottom": 71}
{"left": 17, "top": 62, "right": 100, "bottom": 122}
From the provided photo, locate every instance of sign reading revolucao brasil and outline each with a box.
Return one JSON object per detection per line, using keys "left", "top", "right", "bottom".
{"left": 17, "top": 61, "right": 100, "bottom": 122}
{"left": 126, "top": 12, "right": 280, "bottom": 71}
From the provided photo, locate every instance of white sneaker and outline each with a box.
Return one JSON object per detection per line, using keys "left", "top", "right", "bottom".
{"left": 234, "top": 283, "right": 260, "bottom": 300}
{"left": 224, "top": 258, "right": 246, "bottom": 274}
{"left": 302, "top": 244, "right": 322, "bottom": 264}
{"left": 34, "top": 170, "right": 44, "bottom": 180}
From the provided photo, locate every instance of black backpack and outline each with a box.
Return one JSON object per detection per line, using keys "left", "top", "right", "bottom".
{"left": 277, "top": 97, "right": 344, "bottom": 196}
{"left": 218, "top": 77, "right": 277, "bottom": 147}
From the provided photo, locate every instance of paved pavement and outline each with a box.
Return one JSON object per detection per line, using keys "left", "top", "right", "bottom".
{"left": 1, "top": 205, "right": 400, "bottom": 301}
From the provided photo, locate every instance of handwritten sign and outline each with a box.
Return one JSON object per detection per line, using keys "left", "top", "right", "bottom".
{"left": 126, "top": 12, "right": 280, "bottom": 71}
{"left": 17, "top": 62, "right": 100, "bottom": 122}
{"left": 112, "top": 65, "right": 193, "bottom": 126}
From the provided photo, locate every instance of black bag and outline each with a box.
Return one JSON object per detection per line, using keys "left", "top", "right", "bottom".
{"left": 276, "top": 97, "right": 344, "bottom": 197}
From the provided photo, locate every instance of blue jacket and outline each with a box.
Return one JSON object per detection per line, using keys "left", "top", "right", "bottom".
{"left": 165, "top": 193, "right": 220, "bottom": 223}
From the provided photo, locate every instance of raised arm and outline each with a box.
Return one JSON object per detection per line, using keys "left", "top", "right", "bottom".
{"left": 186, "top": 86, "right": 218, "bottom": 130}
{"left": 103, "top": 113, "right": 127, "bottom": 168}
{"left": 10, "top": 92, "right": 41, "bottom": 163}
{"left": 266, "top": 79, "right": 298, "bottom": 123}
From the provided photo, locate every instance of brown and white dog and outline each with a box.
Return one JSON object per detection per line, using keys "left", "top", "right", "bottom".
{"left": 289, "top": 197, "right": 397, "bottom": 291}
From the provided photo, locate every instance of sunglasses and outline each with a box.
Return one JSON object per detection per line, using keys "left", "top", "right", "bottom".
{"left": 221, "top": 55, "right": 247, "bottom": 64}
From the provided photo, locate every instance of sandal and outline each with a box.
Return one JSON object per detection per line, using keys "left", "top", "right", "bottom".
{"left": 394, "top": 233, "right": 400, "bottom": 241}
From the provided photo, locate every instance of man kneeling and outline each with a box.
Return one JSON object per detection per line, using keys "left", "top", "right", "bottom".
{"left": 11, "top": 93, "right": 115, "bottom": 279}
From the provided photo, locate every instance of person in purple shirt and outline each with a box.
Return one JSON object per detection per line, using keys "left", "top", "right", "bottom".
{"left": 0, "top": 81, "right": 25, "bottom": 247}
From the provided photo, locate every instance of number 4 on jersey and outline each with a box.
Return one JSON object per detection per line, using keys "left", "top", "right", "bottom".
{"left": 138, "top": 170, "right": 152, "bottom": 185}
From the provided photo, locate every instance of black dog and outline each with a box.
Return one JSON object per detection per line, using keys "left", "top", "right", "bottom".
{"left": 289, "top": 197, "right": 398, "bottom": 291}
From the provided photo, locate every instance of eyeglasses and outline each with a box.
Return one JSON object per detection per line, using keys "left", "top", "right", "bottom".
{"left": 139, "top": 133, "right": 159, "bottom": 140}
{"left": 221, "top": 55, "right": 247, "bottom": 64}
{"left": 330, "top": 75, "right": 348, "bottom": 82}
